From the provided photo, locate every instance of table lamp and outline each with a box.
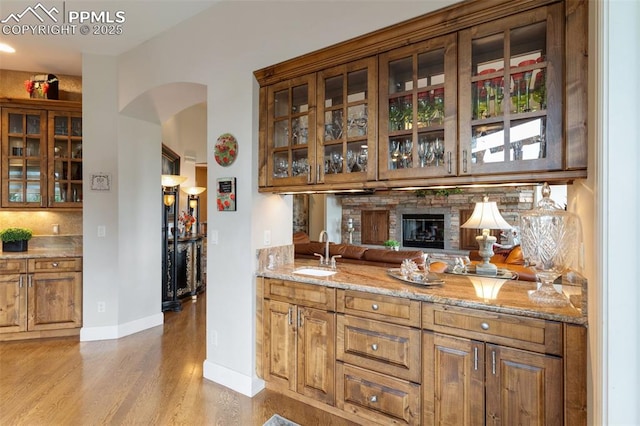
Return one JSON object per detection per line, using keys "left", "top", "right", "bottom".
{"left": 461, "top": 196, "right": 512, "bottom": 276}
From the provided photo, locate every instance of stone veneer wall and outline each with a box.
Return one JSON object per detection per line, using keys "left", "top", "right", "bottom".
{"left": 339, "top": 186, "right": 535, "bottom": 251}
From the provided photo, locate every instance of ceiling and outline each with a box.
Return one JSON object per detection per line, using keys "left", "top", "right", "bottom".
{"left": 0, "top": 1, "right": 221, "bottom": 76}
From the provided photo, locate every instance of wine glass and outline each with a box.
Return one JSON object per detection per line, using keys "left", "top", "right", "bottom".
{"left": 418, "top": 139, "right": 427, "bottom": 167}
{"left": 520, "top": 183, "right": 582, "bottom": 306}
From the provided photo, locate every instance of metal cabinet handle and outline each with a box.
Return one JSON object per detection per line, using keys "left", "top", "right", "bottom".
{"left": 307, "top": 166, "right": 311, "bottom": 183}
{"left": 480, "top": 322, "right": 490, "bottom": 330}
{"left": 447, "top": 151, "right": 452, "bottom": 174}
{"left": 371, "top": 343, "right": 378, "bottom": 351}
{"left": 463, "top": 150, "right": 468, "bottom": 173}
{"left": 19, "top": 275, "right": 24, "bottom": 288}
{"left": 371, "top": 304, "right": 379, "bottom": 311}
{"left": 298, "top": 309, "right": 303, "bottom": 327}
{"left": 28, "top": 275, "right": 33, "bottom": 288}
{"left": 288, "top": 307, "right": 293, "bottom": 325}
{"left": 492, "top": 350, "right": 497, "bottom": 375}
{"left": 51, "top": 262, "right": 59, "bottom": 268}
{"left": 370, "top": 395, "right": 378, "bottom": 403}
{"left": 473, "top": 346, "right": 478, "bottom": 371}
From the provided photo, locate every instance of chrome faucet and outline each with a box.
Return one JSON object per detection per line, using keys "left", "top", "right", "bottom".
{"left": 316, "top": 230, "right": 331, "bottom": 267}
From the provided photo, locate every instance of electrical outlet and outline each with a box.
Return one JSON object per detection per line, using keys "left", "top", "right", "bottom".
{"left": 211, "top": 229, "right": 218, "bottom": 245}
{"left": 210, "top": 330, "right": 218, "bottom": 346}
{"left": 97, "top": 301, "right": 106, "bottom": 313}
{"left": 264, "top": 230, "right": 271, "bottom": 246}
{"left": 97, "top": 225, "right": 106, "bottom": 237}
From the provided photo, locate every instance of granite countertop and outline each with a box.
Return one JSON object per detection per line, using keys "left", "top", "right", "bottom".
{"left": 257, "top": 258, "right": 587, "bottom": 325}
{"left": 0, "top": 246, "right": 82, "bottom": 259}
{"left": 0, "top": 236, "right": 82, "bottom": 259}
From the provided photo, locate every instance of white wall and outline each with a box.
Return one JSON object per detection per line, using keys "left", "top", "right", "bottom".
{"left": 81, "top": 53, "right": 165, "bottom": 340}
{"left": 597, "top": 1, "right": 640, "bottom": 424}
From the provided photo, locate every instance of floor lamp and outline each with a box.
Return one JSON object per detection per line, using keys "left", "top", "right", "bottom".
{"left": 182, "top": 186, "right": 206, "bottom": 234}
{"left": 162, "top": 174, "right": 187, "bottom": 312}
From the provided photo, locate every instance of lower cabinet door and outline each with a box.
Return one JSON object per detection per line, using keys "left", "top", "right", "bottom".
{"left": 28, "top": 271, "right": 82, "bottom": 331}
{"left": 264, "top": 299, "right": 297, "bottom": 390}
{"left": 423, "top": 331, "right": 485, "bottom": 426}
{"left": 337, "top": 362, "right": 420, "bottom": 425}
{"left": 296, "top": 306, "right": 335, "bottom": 405}
{"left": 0, "top": 275, "right": 26, "bottom": 333}
{"left": 485, "top": 344, "right": 563, "bottom": 425}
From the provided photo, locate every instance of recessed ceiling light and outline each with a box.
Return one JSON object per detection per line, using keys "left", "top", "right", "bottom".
{"left": 0, "top": 43, "right": 16, "bottom": 53}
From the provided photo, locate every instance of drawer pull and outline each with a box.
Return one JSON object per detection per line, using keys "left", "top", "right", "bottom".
{"left": 371, "top": 304, "right": 379, "bottom": 311}
{"left": 371, "top": 343, "right": 378, "bottom": 351}
{"left": 51, "top": 262, "right": 59, "bottom": 268}
{"left": 370, "top": 395, "right": 378, "bottom": 403}
{"left": 480, "top": 322, "right": 490, "bottom": 330}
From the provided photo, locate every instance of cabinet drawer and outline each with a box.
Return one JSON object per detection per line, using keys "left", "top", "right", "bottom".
{"left": 337, "top": 315, "right": 421, "bottom": 383}
{"left": 337, "top": 363, "right": 420, "bottom": 425}
{"left": 265, "top": 279, "right": 335, "bottom": 311}
{"left": 28, "top": 257, "right": 82, "bottom": 273}
{"left": 0, "top": 259, "right": 27, "bottom": 274}
{"left": 338, "top": 289, "right": 420, "bottom": 327}
{"left": 422, "top": 303, "right": 562, "bottom": 355}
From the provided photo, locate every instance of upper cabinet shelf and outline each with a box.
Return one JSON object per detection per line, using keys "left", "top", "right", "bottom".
{"left": 458, "top": 4, "right": 563, "bottom": 176}
{"left": 255, "top": 0, "right": 587, "bottom": 193}
{"left": 1, "top": 98, "right": 83, "bottom": 209}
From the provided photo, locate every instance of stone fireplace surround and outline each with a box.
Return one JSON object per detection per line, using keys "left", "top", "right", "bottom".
{"left": 339, "top": 186, "right": 535, "bottom": 254}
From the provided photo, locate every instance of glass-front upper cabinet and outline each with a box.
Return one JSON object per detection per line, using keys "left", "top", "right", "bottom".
{"left": 1, "top": 108, "right": 47, "bottom": 208}
{"left": 458, "top": 4, "right": 563, "bottom": 176}
{"left": 265, "top": 74, "right": 317, "bottom": 187}
{"left": 317, "top": 57, "right": 377, "bottom": 184}
{"left": 48, "top": 111, "right": 83, "bottom": 206}
{"left": 378, "top": 34, "right": 457, "bottom": 180}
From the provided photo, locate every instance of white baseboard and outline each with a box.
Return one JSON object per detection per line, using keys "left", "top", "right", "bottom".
{"left": 80, "top": 313, "right": 164, "bottom": 341}
{"left": 202, "top": 359, "right": 265, "bottom": 397}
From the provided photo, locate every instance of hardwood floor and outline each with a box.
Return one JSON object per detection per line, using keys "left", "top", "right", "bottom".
{"left": 0, "top": 294, "right": 358, "bottom": 426}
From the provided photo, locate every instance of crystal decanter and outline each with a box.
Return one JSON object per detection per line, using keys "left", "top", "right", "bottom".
{"left": 520, "top": 183, "right": 582, "bottom": 306}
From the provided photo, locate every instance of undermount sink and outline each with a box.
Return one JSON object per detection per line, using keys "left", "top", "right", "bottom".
{"left": 293, "top": 267, "right": 337, "bottom": 277}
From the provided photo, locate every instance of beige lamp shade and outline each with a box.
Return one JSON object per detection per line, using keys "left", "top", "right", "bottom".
{"left": 468, "top": 276, "right": 506, "bottom": 301}
{"left": 161, "top": 174, "right": 188, "bottom": 188}
{"left": 181, "top": 186, "right": 206, "bottom": 196}
{"left": 461, "top": 197, "right": 512, "bottom": 230}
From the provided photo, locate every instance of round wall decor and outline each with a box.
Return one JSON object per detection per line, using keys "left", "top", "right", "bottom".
{"left": 214, "top": 133, "right": 238, "bottom": 166}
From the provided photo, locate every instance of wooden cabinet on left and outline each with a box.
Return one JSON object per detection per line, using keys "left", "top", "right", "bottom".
{"left": 1, "top": 98, "right": 82, "bottom": 209}
{"left": 262, "top": 279, "right": 336, "bottom": 406}
{"left": 0, "top": 256, "right": 82, "bottom": 341}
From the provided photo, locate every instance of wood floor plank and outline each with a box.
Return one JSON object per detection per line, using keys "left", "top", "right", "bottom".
{"left": 0, "top": 294, "right": 358, "bottom": 426}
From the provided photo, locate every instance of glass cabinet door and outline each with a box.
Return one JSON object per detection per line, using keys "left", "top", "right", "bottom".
{"left": 458, "top": 4, "right": 563, "bottom": 176}
{"left": 266, "top": 74, "right": 316, "bottom": 187}
{"left": 49, "top": 112, "right": 83, "bottom": 206}
{"left": 317, "top": 57, "right": 377, "bottom": 184}
{"left": 379, "top": 34, "right": 457, "bottom": 180}
{"left": 1, "top": 109, "right": 47, "bottom": 207}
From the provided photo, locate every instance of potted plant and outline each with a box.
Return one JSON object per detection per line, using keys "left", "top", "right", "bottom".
{"left": 383, "top": 239, "right": 400, "bottom": 251}
{"left": 0, "top": 227, "right": 33, "bottom": 252}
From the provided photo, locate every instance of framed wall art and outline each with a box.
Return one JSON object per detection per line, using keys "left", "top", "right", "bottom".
{"left": 216, "top": 177, "right": 236, "bottom": 211}
{"left": 90, "top": 173, "right": 111, "bottom": 191}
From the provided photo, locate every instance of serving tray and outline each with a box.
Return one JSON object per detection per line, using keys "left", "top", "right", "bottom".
{"left": 387, "top": 268, "right": 445, "bottom": 286}
{"left": 447, "top": 266, "right": 516, "bottom": 280}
